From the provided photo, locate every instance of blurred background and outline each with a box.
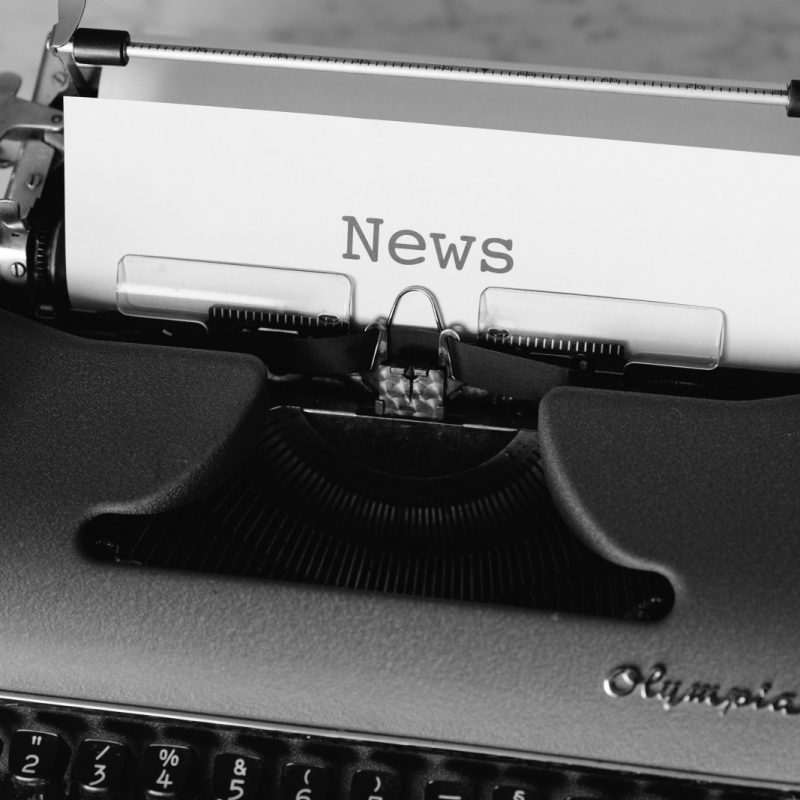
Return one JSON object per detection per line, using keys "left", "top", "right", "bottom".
{"left": 5, "top": 0, "right": 800, "bottom": 97}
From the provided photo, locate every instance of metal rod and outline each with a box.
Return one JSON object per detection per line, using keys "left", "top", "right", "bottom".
{"left": 127, "top": 41, "right": 788, "bottom": 107}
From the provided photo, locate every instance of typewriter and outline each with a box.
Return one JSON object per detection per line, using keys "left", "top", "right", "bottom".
{"left": 2, "top": 0, "right": 800, "bottom": 797}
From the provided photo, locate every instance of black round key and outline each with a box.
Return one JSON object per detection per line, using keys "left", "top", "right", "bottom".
{"left": 213, "top": 754, "right": 263, "bottom": 800}
{"left": 493, "top": 787, "right": 540, "bottom": 800}
{"left": 282, "top": 765, "right": 332, "bottom": 800}
{"left": 425, "top": 782, "right": 474, "bottom": 800}
{"left": 73, "top": 740, "right": 129, "bottom": 793}
{"left": 352, "top": 771, "right": 402, "bottom": 800}
{"left": 143, "top": 744, "right": 195, "bottom": 798}
{"left": 9, "top": 730, "right": 68, "bottom": 786}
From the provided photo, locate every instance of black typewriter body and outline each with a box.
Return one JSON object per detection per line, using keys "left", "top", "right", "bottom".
{"left": 2, "top": 6, "right": 800, "bottom": 799}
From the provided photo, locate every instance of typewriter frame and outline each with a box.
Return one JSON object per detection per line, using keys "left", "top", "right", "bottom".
{"left": 3, "top": 8, "right": 800, "bottom": 795}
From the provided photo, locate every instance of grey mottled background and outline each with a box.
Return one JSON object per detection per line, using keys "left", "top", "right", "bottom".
{"left": 4, "top": 1, "right": 800, "bottom": 97}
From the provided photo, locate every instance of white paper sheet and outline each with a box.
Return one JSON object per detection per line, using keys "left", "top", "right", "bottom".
{"left": 65, "top": 95, "right": 800, "bottom": 371}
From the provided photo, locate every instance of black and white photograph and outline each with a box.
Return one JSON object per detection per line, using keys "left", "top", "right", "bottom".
{"left": 2, "top": 0, "right": 800, "bottom": 797}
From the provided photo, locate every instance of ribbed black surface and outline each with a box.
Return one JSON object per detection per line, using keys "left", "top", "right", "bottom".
{"left": 83, "top": 408, "right": 672, "bottom": 619}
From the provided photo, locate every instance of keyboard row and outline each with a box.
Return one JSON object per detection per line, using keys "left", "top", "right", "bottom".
{"left": 4, "top": 728, "right": 541, "bottom": 800}
{"left": 0, "top": 697, "right": 786, "bottom": 800}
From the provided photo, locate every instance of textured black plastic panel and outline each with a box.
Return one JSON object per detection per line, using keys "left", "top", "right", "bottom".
{"left": 0, "top": 309, "right": 269, "bottom": 522}
{"left": 1, "top": 311, "right": 800, "bottom": 790}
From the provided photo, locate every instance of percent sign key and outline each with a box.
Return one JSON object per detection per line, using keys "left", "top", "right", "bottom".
{"left": 144, "top": 744, "right": 195, "bottom": 798}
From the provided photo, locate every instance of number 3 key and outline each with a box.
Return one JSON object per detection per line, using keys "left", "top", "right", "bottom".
{"left": 73, "top": 740, "right": 130, "bottom": 797}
